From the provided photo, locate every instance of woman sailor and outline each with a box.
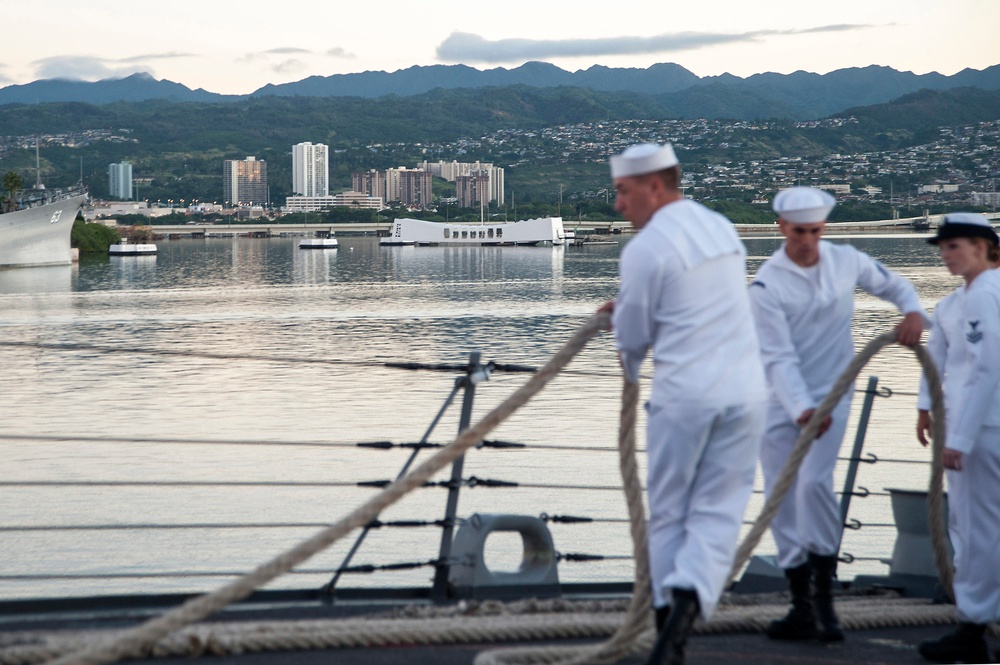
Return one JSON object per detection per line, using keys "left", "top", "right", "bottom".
{"left": 915, "top": 213, "right": 1000, "bottom": 664}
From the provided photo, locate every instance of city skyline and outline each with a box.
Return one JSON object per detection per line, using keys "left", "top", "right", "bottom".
{"left": 3, "top": 0, "right": 997, "bottom": 96}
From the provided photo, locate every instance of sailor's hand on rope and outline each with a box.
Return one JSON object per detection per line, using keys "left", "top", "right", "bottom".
{"left": 797, "top": 408, "right": 832, "bottom": 438}
{"left": 895, "top": 312, "right": 925, "bottom": 347}
{"left": 942, "top": 448, "right": 963, "bottom": 471}
{"left": 916, "top": 409, "right": 933, "bottom": 447}
{"left": 596, "top": 300, "right": 615, "bottom": 330}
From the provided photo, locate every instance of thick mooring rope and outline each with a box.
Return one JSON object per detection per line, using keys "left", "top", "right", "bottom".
{"left": 0, "top": 596, "right": 958, "bottom": 665}
{"left": 474, "top": 379, "right": 652, "bottom": 665}
{"left": 0, "top": 320, "right": 977, "bottom": 665}
{"left": 475, "top": 331, "right": 957, "bottom": 665}
{"left": 727, "top": 332, "right": 952, "bottom": 592}
{"left": 37, "top": 313, "right": 611, "bottom": 665}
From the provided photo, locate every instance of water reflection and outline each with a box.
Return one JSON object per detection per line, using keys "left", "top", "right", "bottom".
{"left": 0, "top": 264, "right": 72, "bottom": 293}
{"left": 291, "top": 245, "right": 337, "bottom": 284}
{"left": 109, "top": 254, "right": 158, "bottom": 285}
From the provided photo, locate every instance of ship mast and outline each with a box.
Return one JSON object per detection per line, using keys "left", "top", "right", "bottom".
{"left": 34, "top": 137, "right": 45, "bottom": 190}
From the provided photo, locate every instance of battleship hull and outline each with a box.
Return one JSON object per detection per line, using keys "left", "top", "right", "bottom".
{"left": 0, "top": 194, "right": 86, "bottom": 268}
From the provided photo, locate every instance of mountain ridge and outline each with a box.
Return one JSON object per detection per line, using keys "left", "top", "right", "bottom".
{"left": 1, "top": 62, "right": 999, "bottom": 120}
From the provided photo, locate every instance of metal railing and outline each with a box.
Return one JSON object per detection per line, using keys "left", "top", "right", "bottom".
{"left": 0, "top": 348, "right": 934, "bottom": 610}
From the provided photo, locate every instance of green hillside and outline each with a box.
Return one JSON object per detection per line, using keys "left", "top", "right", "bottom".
{"left": 0, "top": 85, "right": 997, "bottom": 206}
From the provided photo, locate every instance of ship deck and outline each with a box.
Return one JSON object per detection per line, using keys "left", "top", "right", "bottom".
{"left": 1, "top": 591, "right": 989, "bottom": 665}
{"left": 147, "top": 626, "right": 964, "bottom": 665}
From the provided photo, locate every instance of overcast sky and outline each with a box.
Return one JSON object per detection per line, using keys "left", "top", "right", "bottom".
{"left": 3, "top": 0, "right": 997, "bottom": 95}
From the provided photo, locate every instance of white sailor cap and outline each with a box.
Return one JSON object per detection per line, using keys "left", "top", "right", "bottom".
{"left": 929, "top": 212, "right": 999, "bottom": 245}
{"left": 610, "top": 143, "right": 679, "bottom": 179}
{"left": 772, "top": 187, "right": 836, "bottom": 224}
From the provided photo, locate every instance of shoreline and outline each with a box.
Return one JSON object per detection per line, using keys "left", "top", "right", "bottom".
{"left": 126, "top": 211, "right": 1000, "bottom": 240}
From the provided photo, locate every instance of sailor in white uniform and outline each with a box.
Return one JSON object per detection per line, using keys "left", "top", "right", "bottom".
{"left": 915, "top": 213, "right": 1000, "bottom": 665}
{"left": 748, "top": 187, "right": 925, "bottom": 642}
{"left": 603, "top": 143, "right": 766, "bottom": 665}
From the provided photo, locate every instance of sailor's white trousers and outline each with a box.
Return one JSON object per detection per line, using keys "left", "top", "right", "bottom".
{"left": 645, "top": 398, "right": 764, "bottom": 619}
{"left": 759, "top": 395, "right": 852, "bottom": 570}
{"left": 949, "top": 424, "right": 1000, "bottom": 624}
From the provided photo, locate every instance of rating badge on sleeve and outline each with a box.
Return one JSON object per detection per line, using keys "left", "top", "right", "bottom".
{"left": 966, "top": 320, "right": 983, "bottom": 344}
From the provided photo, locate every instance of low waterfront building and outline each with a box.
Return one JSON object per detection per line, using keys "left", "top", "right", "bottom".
{"left": 284, "top": 192, "right": 384, "bottom": 213}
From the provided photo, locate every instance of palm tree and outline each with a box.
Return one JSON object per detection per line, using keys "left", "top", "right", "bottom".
{"left": 2, "top": 171, "right": 23, "bottom": 213}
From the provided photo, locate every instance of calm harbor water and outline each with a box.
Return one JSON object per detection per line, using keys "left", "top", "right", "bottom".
{"left": 0, "top": 232, "right": 961, "bottom": 601}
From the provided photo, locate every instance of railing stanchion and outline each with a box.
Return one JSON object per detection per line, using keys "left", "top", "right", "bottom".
{"left": 320, "top": 364, "right": 465, "bottom": 602}
{"left": 432, "top": 351, "right": 482, "bottom": 601}
{"left": 838, "top": 375, "right": 878, "bottom": 555}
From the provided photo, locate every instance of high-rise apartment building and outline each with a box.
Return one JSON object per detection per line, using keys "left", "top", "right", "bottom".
{"left": 385, "top": 167, "right": 432, "bottom": 208}
{"left": 292, "top": 142, "right": 329, "bottom": 197}
{"left": 352, "top": 169, "right": 386, "bottom": 200}
{"left": 418, "top": 160, "right": 504, "bottom": 205}
{"left": 223, "top": 156, "right": 268, "bottom": 206}
{"left": 455, "top": 170, "right": 491, "bottom": 208}
{"left": 108, "top": 162, "right": 133, "bottom": 200}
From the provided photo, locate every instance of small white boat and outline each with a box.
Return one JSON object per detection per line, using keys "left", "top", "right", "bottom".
{"left": 381, "top": 217, "right": 565, "bottom": 247}
{"left": 298, "top": 238, "right": 339, "bottom": 249}
{"left": 109, "top": 238, "right": 157, "bottom": 256}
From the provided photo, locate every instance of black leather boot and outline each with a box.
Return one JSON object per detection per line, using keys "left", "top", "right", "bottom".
{"left": 654, "top": 605, "right": 671, "bottom": 632}
{"left": 646, "top": 588, "right": 700, "bottom": 665}
{"left": 918, "top": 623, "right": 989, "bottom": 663}
{"left": 808, "top": 553, "right": 844, "bottom": 642}
{"left": 765, "top": 561, "right": 817, "bottom": 640}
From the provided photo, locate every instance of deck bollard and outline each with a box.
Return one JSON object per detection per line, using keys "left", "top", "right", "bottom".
{"left": 448, "top": 513, "right": 560, "bottom": 600}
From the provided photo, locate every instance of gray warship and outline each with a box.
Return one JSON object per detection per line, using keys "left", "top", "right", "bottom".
{"left": 0, "top": 186, "right": 87, "bottom": 268}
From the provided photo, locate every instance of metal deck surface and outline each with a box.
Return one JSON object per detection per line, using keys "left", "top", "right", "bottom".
{"left": 2, "top": 596, "right": 995, "bottom": 665}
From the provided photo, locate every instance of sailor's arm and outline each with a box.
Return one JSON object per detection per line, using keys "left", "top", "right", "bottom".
{"left": 916, "top": 309, "right": 947, "bottom": 447}
{"left": 855, "top": 250, "right": 927, "bottom": 345}
{"left": 611, "top": 252, "right": 660, "bottom": 383}
{"left": 748, "top": 279, "right": 815, "bottom": 422}
{"left": 946, "top": 287, "right": 1000, "bottom": 462}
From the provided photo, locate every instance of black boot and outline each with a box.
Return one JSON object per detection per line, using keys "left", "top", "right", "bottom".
{"left": 646, "top": 588, "right": 700, "bottom": 665}
{"left": 918, "top": 623, "right": 989, "bottom": 663}
{"left": 765, "top": 561, "right": 817, "bottom": 640}
{"left": 654, "top": 605, "right": 671, "bottom": 632}
{"left": 809, "top": 553, "right": 844, "bottom": 642}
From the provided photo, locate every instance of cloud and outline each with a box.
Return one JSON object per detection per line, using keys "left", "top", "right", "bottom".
{"left": 264, "top": 47, "right": 312, "bottom": 55}
{"left": 437, "top": 25, "right": 877, "bottom": 62}
{"left": 240, "top": 46, "right": 356, "bottom": 67}
{"left": 31, "top": 55, "right": 153, "bottom": 81}
{"left": 326, "top": 47, "right": 356, "bottom": 59}
{"left": 27, "top": 51, "right": 198, "bottom": 81}
{"left": 799, "top": 23, "right": 884, "bottom": 34}
{"left": 118, "top": 51, "right": 196, "bottom": 63}
{"left": 272, "top": 58, "right": 307, "bottom": 74}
